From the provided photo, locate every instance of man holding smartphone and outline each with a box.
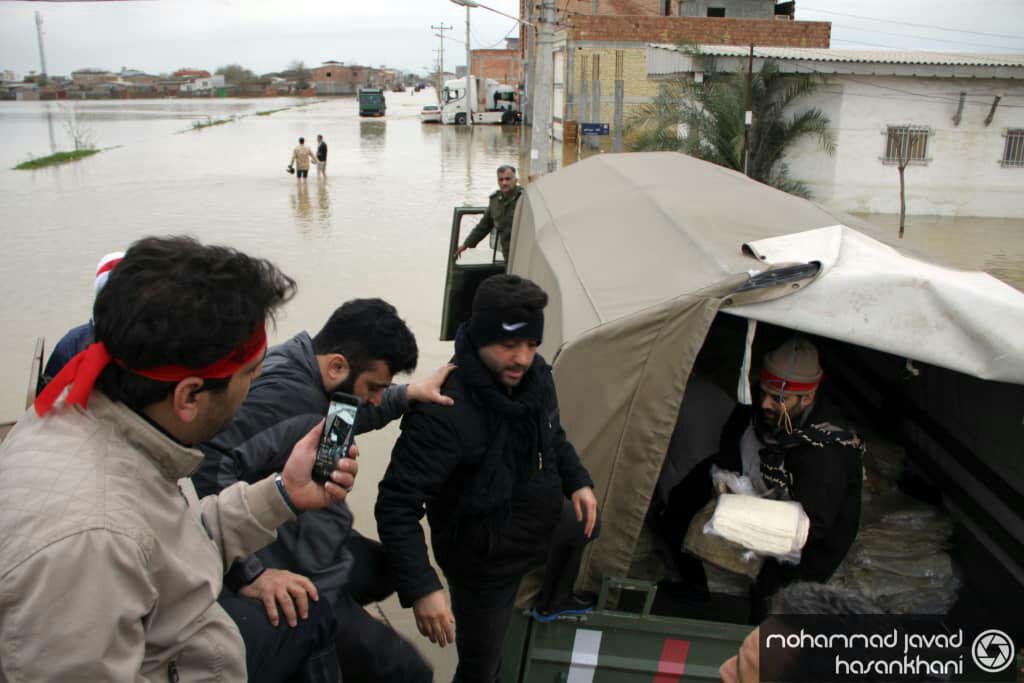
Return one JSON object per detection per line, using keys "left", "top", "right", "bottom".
{"left": 0, "top": 237, "right": 358, "bottom": 682}
{"left": 194, "top": 299, "right": 450, "bottom": 683}
{"left": 376, "top": 274, "right": 600, "bottom": 682}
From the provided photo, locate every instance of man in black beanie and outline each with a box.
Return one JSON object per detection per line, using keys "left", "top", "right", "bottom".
{"left": 376, "top": 274, "right": 599, "bottom": 682}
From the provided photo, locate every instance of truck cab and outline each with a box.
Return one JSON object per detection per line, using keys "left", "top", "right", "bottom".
{"left": 442, "top": 78, "right": 520, "bottom": 126}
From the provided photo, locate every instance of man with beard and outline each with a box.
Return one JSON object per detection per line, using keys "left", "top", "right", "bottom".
{"left": 193, "top": 299, "right": 449, "bottom": 683}
{"left": 0, "top": 237, "right": 358, "bottom": 681}
{"left": 376, "top": 274, "right": 599, "bottom": 682}
{"left": 715, "top": 338, "right": 864, "bottom": 604}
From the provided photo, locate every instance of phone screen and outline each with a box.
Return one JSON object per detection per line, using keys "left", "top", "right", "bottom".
{"left": 313, "top": 393, "right": 360, "bottom": 484}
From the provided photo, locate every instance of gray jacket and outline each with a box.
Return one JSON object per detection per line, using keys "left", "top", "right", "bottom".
{"left": 193, "top": 332, "right": 409, "bottom": 602}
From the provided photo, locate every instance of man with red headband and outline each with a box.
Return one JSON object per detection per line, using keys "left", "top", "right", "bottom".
{"left": 0, "top": 237, "right": 358, "bottom": 682}
{"left": 716, "top": 337, "right": 864, "bottom": 605}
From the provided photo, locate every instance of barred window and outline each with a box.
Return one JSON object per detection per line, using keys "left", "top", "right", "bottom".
{"left": 884, "top": 125, "right": 929, "bottom": 164}
{"left": 1002, "top": 129, "right": 1024, "bottom": 168}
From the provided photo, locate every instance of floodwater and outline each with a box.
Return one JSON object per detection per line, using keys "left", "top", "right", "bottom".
{"left": 1, "top": 91, "right": 1022, "bottom": 679}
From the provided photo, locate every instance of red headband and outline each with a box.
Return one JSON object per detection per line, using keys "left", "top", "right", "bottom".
{"left": 34, "top": 325, "right": 267, "bottom": 417}
{"left": 760, "top": 369, "right": 820, "bottom": 395}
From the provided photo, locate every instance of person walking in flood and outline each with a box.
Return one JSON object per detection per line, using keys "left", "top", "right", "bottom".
{"left": 316, "top": 134, "right": 328, "bottom": 178}
{"left": 291, "top": 137, "right": 317, "bottom": 181}
{"left": 454, "top": 165, "right": 522, "bottom": 262}
{"left": 376, "top": 274, "right": 600, "bottom": 682}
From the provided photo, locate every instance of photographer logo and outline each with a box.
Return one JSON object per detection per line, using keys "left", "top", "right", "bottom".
{"left": 971, "top": 630, "right": 1014, "bottom": 673}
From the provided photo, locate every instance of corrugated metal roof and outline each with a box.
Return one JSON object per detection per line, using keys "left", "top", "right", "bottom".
{"left": 648, "top": 44, "right": 1024, "bottom": 68}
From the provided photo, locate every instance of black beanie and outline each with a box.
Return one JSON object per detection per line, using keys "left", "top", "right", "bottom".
{"left": 468, "top": 274, "right": 547, "bottom": 347}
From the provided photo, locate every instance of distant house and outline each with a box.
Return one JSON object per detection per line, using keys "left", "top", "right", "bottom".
{"left": 312, "top": 61, "right": 379, "bottom": 95}
{"left": 1, "top": 70, "right": 18, "bottom": 84}
{"left": 71, "top": 69, "right": 116, "bottom": 89}
{"left": 119, "top": 68, "right": 159, "bottom": 86}
{"left": 180, "top": 75, "right": 227, "bottom": 95}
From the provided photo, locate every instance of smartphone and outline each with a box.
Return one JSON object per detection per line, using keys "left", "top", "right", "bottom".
{"left": 312, "top": 392, "right": 361, "bottom": 485}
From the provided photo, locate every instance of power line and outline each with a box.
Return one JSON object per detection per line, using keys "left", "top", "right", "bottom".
{"left": 798, "top": 6, "right": 1024, "bottom": 40}
{"left": 828, "top": 24, "right": 1024, "bottom": 51}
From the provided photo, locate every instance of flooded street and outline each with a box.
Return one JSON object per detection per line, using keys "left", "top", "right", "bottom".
{"left": 1, "top": 90, "right": 1022, "bottom": 680}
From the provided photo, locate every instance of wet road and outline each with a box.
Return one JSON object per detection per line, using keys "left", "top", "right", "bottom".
{"left": 1, "top": 90, "right": 1022, "bottom": 680}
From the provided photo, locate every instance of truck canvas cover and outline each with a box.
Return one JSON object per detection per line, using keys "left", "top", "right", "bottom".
{"left": 506, "top": 153, "right": 1024, "bottom": 592}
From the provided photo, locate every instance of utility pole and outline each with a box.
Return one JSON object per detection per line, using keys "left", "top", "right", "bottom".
{"left": 35, "top": 11, "right": 48, "bottom": 79}
{"left": 431, "top": 23, "right": 452, "bottom": 96}
{"left": 465, "top": 6, "right": 473, "bottom": 126}
{"left": 531, "top": 0, "right": 557, "bottom": 177}
{"left": 742, "top": 44, "right": 754, "bottom": 176}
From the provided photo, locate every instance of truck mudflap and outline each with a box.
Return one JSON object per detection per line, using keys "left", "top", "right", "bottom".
{"left": 501, "top": 578, "right": 749, "bottom": 682}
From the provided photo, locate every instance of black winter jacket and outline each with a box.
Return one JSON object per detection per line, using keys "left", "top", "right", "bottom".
{"left": 716, "top": 402, "right": 863, "bottom": 587}
{"left": 375, "top": 341, "right": 593, "bottom": 608}
{"left": 192, "top": 332, "right": 409, "bottom": 601}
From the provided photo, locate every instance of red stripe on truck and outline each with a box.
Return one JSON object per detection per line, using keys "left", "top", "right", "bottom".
{"left": 653, "top": 639, "right": 691, "bottom": 683}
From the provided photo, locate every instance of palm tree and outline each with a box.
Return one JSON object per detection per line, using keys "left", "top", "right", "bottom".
{"left": 626, "top": 56, "right": 835, "bottom": 198}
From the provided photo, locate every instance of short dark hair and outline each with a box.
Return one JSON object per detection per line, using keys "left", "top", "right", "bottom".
{"left": 771, "top": 583, "right": 883, "bottom": 616}
{"left": 94, "top": 236, "right": 297, "bottom": 411}
{"left": 497, "top": 164, "right": 516, "bottom": 176}
{"left": 312, "top": 299, "right": 418, "bottom": 377}
{"left": 299, "top": 137, "right": 305, "bottom": 144}
{"left": 472, "top": 274, "right": 547, "bottom": 316}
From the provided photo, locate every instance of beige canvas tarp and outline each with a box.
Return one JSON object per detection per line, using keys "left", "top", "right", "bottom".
{"left": 506, "top": 152, "right": 1024, "bottom": 593}
{"left": 507, "top": 153, "right": 895, "bottom": 591}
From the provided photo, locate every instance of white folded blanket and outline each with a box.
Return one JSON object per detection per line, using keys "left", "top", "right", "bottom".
{"left": 707, "top": 494, "right": 810, "bottom": 557}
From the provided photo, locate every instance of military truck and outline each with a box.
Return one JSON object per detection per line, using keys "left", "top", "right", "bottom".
{"left": 358, "top": 87, "right": 386, "bottom": 117}
{"left": 440, "top": 153, "right": 1024, "bottom": 681}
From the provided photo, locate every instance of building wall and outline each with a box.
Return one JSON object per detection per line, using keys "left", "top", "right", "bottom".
{"left": 71, "top": 71, "right": 115, "bottom": 88}
{"left": 312, "top": 64, "right": 373, "bottom": 95}
{"left": 563, "top": 0, "right": 777, "bottom": 16}
{"left": 677, "top": 0, "right": 776, "bottom": 19}
{"left": 566, "top": 14, "right": 830, "bottom": 45}
{"left": 562, "top": 0, "right": 666, "bottom": 15}
{"left": 471, "top": 49, "right": 523, "bottom": 86}
{"left": 784, "top": 77, "right": 1024, "bottom": 218}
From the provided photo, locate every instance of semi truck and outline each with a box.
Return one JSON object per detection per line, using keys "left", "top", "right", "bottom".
{"left": 441, "top": 77, "right": 519, "bottom": 126}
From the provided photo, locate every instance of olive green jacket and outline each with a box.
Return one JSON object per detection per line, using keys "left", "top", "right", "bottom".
{"left": 462, "top": 185, "right": 523, "bottom": 258}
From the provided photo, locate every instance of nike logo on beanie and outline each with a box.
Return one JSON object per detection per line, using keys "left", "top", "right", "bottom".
{"left": 502, "top": 322, "right": 529, "bottom": 331}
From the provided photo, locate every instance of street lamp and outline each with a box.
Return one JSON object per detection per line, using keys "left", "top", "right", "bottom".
{"left": 449, "top": 0, "right": 474, "bottom": 126}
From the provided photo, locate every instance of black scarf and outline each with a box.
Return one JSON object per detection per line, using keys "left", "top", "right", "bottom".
{"left": 756, "top": 409, "right": 864, "bottom": 497}
{"left": 453, "top": 324, "right": 547, "bottom": 520}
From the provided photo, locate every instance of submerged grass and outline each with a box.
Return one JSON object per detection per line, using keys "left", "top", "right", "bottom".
{"left": 255, "top": 108, "right": 289, "bottom": 116}
{"left": 14, "top": 149, "right": 101, "bottom": 170}
{"left": 191, "top": 116, "right": 235, "bottom": 130}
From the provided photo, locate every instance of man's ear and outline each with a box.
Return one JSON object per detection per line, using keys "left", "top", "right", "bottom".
{"left": 171, "top": 377, "right": 206, "bottom": 424}
{"left": 325, "top": 353, "right": 350, "bottom": 390}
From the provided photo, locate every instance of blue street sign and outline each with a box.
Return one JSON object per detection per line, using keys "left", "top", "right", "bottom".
{"left": 581, "top": 122, "right": 610, "bottom": 136}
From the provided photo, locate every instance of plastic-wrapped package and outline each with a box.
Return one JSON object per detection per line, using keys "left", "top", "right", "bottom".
{"left": 710, "top": 466, "right": 758, "bottom": 497}
{"left": 828, "top": 439, "right": 960, "bottom": 614}
{"left": 684, "top": 499, "right": 763, "bottom": 579}
{"left": 705, "top": 493, "right": 809, "bottom": 564}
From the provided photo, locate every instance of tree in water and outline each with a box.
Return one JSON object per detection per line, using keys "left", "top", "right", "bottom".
{"left": 625, "top": 54, "right": 835, "bottom": 198}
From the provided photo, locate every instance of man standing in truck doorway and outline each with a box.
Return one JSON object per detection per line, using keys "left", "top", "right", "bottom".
{"left": 454, "top": 165, "right": 522, "bottom": 262}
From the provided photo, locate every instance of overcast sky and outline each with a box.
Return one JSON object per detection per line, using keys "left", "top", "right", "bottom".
{"left": 0, "top": 0, "right": 1022, "bottom": 78}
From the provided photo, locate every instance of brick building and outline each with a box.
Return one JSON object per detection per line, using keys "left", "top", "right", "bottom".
{"left": 471, "top": 38, "right": 523, "bottom": 87}
{"left": 515, "top": 0, "right": 830, "bottom": 146}
{"left": 71, "top": 69, "right": 115, "bottom": 89}
{"left": 312, "top": 61, "right": 382, "bottom": 95}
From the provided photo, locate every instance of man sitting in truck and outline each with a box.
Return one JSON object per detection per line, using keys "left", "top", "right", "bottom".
{"left": 715, "top": 338, "right": 865, "bottom": 604}
{"left": 454, "top": 164, "right": 522, "bottom": 262}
